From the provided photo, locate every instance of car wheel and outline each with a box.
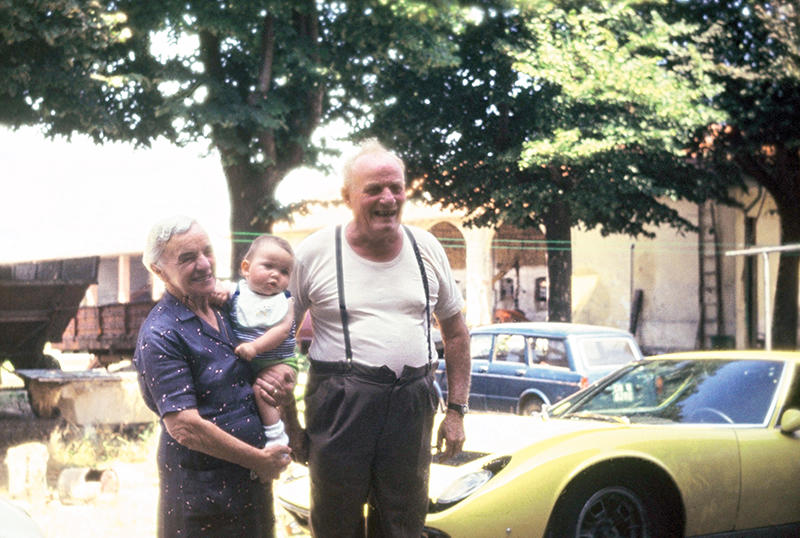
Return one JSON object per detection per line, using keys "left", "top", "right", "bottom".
{"left": 519, "top": 396, "right": 544, "bottom": 415}
{"left": 576, "top": 485, "right": 646, "bottom": 537}
{"left": 548, "top": 472, "right": 675, "bottom": 538}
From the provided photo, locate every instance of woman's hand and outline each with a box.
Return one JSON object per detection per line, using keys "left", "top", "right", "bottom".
{"left": 254, "top": 364, "right": 297, "bottom": 406}
{"left": 253, "top": 444, "right": 292, "bottom": 483}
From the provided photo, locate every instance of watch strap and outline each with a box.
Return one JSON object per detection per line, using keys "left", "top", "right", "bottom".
{"left": 447, "top": 402, "right": 468, "bottom": 415}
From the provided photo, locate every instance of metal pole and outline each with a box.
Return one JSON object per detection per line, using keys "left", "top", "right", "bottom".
{"left": 762, "top": 252, "right": 771, "bottom": 351}
{"left": 725, "top": 243, "right": 800, "bottom": 351}
{"left": 630, "top": 244, "right": 634, "bottom": 308}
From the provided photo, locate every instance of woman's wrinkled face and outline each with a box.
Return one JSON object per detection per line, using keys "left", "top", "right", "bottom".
{"left": 153, "top": 224, "right": 216, "bottom": 300}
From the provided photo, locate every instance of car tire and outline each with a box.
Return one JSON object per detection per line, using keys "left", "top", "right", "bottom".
{"left": 519, "top": 396, "right": 544, "bottom": 415}
{"left": 547, "top": 470, "right": 677, "bottom": 538}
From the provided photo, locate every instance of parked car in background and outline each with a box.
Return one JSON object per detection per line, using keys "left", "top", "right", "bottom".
{"left": 438, "top": 322, "right": 643, "bottom": 414}
{"left": 277, "top": 351, "right": 800, "bottom": 537}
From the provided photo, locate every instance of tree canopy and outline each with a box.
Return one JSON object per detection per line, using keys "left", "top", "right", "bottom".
{"left": 5, "top": 0, "right": 796, "bottom": 345}
{"left": 673, "top": 0, "right": 800, "bottom": 348}
{"left": 341, "top": 0, "right": 731, "bottom": 321}
{"left": 0, "top": 1, "right": 126, "bottom": 130}
{"left": 1, "top": 0, "right": 465, "bottom": 273}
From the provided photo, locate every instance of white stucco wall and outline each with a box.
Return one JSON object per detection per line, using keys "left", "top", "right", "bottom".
{"left": 571, "top": 209, "right": 701, "bottom": 352}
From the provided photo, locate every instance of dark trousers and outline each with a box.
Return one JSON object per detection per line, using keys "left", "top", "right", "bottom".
{"left": 304, "top": 359, "right": 438, "bottom": 538}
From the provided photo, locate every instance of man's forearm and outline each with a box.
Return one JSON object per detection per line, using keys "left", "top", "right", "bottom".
{"left": 444, "top": 341, "right": 470, "bottom": 404}
{"left": 440, "top": 313, "right": 471, "bottom": 404}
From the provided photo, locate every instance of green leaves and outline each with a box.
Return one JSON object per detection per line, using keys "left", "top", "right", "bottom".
{"left": 0, "top": 0, "right": 124, "bottom": 128}
{"left": 347, "top": 0, "right": 730, "bottom": 239}
{"left": 514, "top": 0, "right": 724, "bottom": 168}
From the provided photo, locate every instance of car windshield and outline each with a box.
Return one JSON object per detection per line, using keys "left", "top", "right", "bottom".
{"left": 552, "top": 359, "right": 784, "bottom": 425}
{"left": 577, "top": 337, "right": 639, "bottom": 370}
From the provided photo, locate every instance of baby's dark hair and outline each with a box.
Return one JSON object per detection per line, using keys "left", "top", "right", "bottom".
{"left": 243, "top": 234, "right": 294, "bottom": 262}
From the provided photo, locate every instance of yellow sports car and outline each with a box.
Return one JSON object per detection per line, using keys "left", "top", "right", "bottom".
{"left": 276, "top": 351, "right": 800, "bottom": 537}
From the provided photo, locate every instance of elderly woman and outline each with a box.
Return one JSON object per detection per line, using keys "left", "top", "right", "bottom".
{"left": 133, "top": 216, "right": 291, "bottom": 536}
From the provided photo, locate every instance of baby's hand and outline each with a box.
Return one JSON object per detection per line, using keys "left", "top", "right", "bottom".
{"left": 235, "top": 343, "right": 257, "bottom": 361}
{"left": 210, "top": 281, "right": 232, "bottom": 306}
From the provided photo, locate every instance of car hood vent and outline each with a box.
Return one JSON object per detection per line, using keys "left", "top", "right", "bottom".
{"left": 431, "top": 450, "right": 488, "bottom": 466}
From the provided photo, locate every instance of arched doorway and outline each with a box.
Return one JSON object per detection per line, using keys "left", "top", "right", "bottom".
{"left": 492, "top": 224, "right": 547, "bottom": 321}
{"left": 429, "top": 222, "right": 466, "bottom": 299}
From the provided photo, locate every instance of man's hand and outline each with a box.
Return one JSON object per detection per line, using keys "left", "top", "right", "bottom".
{"left": 435, "top": 411, "right": 466, "bottom": 462}
{"left": 287, "top": 424, "right": 309, "bottom": 465}
{"left": 436, "top": 312, "right": 469, "bottom": 462}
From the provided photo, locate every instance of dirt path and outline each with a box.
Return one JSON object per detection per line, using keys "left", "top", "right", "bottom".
{"left": 0, "top": 414, "right": 307, "bottom": 537}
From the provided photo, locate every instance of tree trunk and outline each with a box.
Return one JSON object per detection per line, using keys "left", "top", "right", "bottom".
{"left": 543, "top": 202, "right": 572, "bottom": 322}
{"left": 224, "top": 161, "right": 280, "bottom": 277}
{"left": 201, "top": 2, "right": 323, "bottom": 277}
{"left": 772, "top": 204, "right": 800, "bottom": 349}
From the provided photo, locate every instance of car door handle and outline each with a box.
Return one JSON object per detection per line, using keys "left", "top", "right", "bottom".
{"left": 478, "top": 365, "right": 488, "bottom": 373}
{"left": 515, "top": 369, "right": 526, "bottom": 376}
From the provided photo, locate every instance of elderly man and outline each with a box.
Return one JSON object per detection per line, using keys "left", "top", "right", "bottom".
{"left": 285, "top": 139, "right": 471, "bottom": 536}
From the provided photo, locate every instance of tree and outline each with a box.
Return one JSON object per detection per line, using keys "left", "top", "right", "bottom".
{"left": 2, "top": 1, "right": 327, "bottom": 272}
{"left": 674, "top": 0, "right": 800, "bottom": 348}
{"left": 339, "top": 0, "right": 731, "bottom": 321}
{"left": 0, "top": 1, "right": 127, "bottom": 128}
{"left": 1, "top": 1, "right": 463, "bottom": 275}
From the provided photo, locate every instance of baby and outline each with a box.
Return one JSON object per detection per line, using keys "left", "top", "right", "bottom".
{"left": 230, "top": 234, "right": 298, "bottom": 448}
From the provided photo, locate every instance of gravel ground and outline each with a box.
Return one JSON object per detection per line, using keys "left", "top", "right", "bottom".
{"left": 1, "top": 360, "right": 308, "bottom": 537}
{"left": 0, "top": 413, "right": 308, "bottom": 537}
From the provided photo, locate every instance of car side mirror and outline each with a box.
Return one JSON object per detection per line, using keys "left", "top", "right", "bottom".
{"left": 780, "top": 408, "right": 800, "bottom": 434}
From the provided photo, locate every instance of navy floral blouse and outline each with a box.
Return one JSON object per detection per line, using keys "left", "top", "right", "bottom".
{"left": 134, "top": 292, "right": 273, "bottom": 536}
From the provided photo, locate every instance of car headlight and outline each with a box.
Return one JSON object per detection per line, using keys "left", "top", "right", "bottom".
{"left": 434, "top": 469, "right": 493, "bottom": 505}
{"left": 429, "top": 456, "right": 510, "bottom": 512}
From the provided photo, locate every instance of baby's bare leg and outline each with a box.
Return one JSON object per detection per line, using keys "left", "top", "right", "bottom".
{"left": 255, "top": 367, "right": 283, "bottom": 427}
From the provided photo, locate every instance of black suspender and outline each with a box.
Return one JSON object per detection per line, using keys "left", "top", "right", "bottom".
{"left": 335, "top": 224, "right": 433, "bottom": 367}
{"left": 335, "top": 224, "right": 354, "bottom": 364}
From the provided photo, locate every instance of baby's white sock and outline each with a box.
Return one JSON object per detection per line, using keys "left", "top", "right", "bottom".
{"left": 263, "top": 419, "right": 288, "bottom": 447}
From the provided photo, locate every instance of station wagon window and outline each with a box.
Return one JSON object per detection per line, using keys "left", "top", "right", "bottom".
{"left": 579, "top": 337, "right": 638, "bottom": 370}
{"left": 493, "top": 334, "right": 526, "bottom": 363}
{"left": 470, "top": 334, "right": 493, "bottom": 361}
{"left": 530, "top": 337, "right": 569, "bottom": 368}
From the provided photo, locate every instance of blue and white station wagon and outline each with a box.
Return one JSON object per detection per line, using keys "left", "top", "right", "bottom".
{"left": 438, "top": 322, "right": 644, "bottom": 415}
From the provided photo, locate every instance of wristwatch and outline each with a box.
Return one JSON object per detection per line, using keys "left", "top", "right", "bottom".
{"left": 447, "top": 402, "right": 469, "bottom": 416}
